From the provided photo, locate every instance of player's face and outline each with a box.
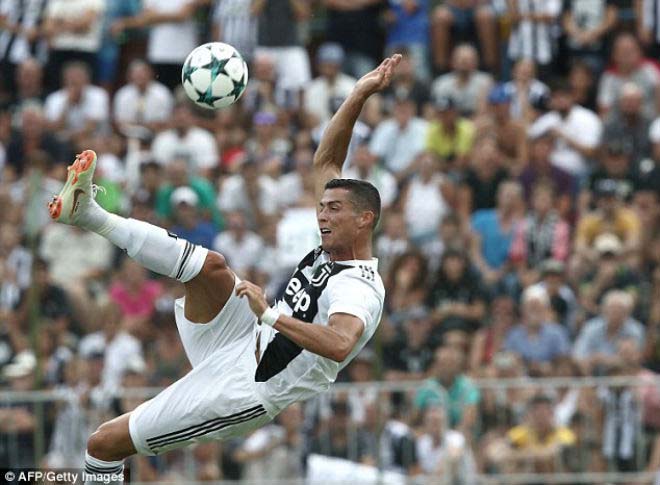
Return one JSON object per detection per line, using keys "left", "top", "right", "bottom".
{"left": 318, "top": 188, "right": 362, "bottom": 254}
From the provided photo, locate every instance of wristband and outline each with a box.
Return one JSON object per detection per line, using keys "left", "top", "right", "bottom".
{"left": 260, "top": 307, "right": 280, "bottom": 327}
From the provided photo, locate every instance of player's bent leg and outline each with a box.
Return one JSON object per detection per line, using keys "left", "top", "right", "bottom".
{"left": 183, "top": 250, "right": 235, "bottom": 323}
{"left": 84, "top": 413, "right": 135, "bottom": 484}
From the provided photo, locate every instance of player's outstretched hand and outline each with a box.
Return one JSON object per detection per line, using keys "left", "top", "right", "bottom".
{"left": 235, "top": 280, "right": 269, "bottom": 318}
{"left": 353, "top": 54, "right": 402, "bottom": 99}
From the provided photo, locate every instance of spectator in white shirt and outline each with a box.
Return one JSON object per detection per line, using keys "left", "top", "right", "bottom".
{"left": 213, "top": 211, "right": 264, "bottom": 279}
{"left": 369, "top": 94, "right": 428, "bottom": 180}
{"left": 112, "top": 0, "right": 199, "bottom": 90}
{"left": 113, "top": 59, "right": 174, "bottom": 135}
{"left": 42, "top": 0, "right": 105, "bottom": 89}
{"left": 218, "top": 157, "right": 280, "bottom": 229}
{"left": 343, "top": 142, "right": 398, "bottom": 209}
{"left": 44, "top": 62, "right": 109, "bottom": 145}
{"left": 151, "top": 103, "right": 219, "bottom": 177}
{"left": 304, "top": 43, "right": 357, "bottom": 127}
{"left": 528, "top": 79, "right": 602, "bottom": 178}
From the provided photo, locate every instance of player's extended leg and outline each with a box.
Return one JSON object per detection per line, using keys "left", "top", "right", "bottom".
{"left": 48, "top": 150, "right": 235, "bottom": 323}
{"left": 48, "top": 151, "right": 237, "bottom": 483}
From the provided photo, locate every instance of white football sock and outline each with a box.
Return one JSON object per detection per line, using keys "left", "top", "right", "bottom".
{"left": 79, "top": 200, "right": 207, "bottom": 282}
{"left": 84, "top": 451, "right": 125, "bottom": 485}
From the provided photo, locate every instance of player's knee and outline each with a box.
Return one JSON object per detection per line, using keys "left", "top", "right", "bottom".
{"left": 87, "top": 422, "right": 124, "bottom": 462}
{"left": 201, "top": 251, "right": 229, "bottom": 277}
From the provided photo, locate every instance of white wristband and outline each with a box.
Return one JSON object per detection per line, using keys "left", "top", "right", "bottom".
{"left": 260, "top": 307, "right": 280, "bottom": 327}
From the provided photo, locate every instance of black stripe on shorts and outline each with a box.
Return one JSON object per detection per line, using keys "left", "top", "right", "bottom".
{"left": 146, "top": 404, "right": 266, "bottom": 452}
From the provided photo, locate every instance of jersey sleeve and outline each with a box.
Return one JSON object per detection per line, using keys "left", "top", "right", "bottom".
{"left": 326, "top": 269, "right": 383, "bottom": 331}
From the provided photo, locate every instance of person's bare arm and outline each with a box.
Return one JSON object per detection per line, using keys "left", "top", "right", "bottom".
{"left": 113, "top": 1, "right": 198, "bottom": 34}
{"left": 313, "top": 54, "right": 401, "bottom": 200}
{"left": 235, "top": 280, "right": 364, "bottom": 362}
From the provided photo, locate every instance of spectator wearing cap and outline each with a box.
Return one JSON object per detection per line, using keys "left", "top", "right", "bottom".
{"left": 430, "top": 44, "right": 493, "bottom": 118}
{"left": 155, "top": 158, "right": 222, "bottom": 229}
{"left": 510, "top": 181, "right": 571, "bottom": 284}
{"left": 247, "top": 111, "right": 290, "bottom": 159}
{"left": 212, "top": 211, "right": 263, "bottom": 279}
{"left": 304, "top": 43, "right": 356, "bottom": 127}
{"left": 368, "top": 93, "right": 428, "bottom": 179}
{"left": 383, "top": 0, "right": 430, "bottom": 82}
{"left": 426, "top": 96, "right": 475, "bottom": 170}
{"left": 519, "top": 132, "right": 576, "bottom": 218}
{"left": 112, "top": 60, "right": 174, "bottom": 136}
{"left": 579, "top": 233, "right": 641, "bottom": 316}
{"left": 574, "top": 179, "right": 641, "bottom": 266}
{"left": 486, "top": 394, "right": 576, "bottom": 474}
{"left": 602, "top": 82, "right": 652, "bottom": 165}
{"left": 597, "top": 33, "right": 660, "bottom": 120}
{"left": 586, "top": 142, "right": 637, "bottom": 205}
{"left": 168, "top": 186, "right": 218, "bottom": 249}
{"left": 504, "top": 286, "right": 570, "bottom": 376}
{"left": 503, "top": 59, "right": 550, "bottom": 123}
{"left": 151, "top": 103, "right": 219, "bottom": 178}
{"left": 528, "top": 78, "right": 602, "bottom": 178}
{"left": 573, "top": 290, "right": 644, "bottom": 375}
{"left": 476, "top": 84, "right": 528, "bottom": 174}
{"left": 343, "top": 142, "right": 398, "bottom": 209}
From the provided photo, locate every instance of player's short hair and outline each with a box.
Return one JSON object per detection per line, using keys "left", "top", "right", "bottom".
{"left": 325, "top": 178, "right": 381, "bottom": 229}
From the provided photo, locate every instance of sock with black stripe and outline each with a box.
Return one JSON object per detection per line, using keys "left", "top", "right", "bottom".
{"left": 84, "top": 451, "right": 125, "bottom": 485}
{"left": 77, "top": 200, "right": 207, "bottom": 283}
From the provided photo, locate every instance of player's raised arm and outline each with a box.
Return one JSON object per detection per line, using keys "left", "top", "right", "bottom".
{"left": 312, "top": 54, "right": 402, "bottom": 200}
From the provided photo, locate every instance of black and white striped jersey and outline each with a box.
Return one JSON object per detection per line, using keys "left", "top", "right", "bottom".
{"left": 0, "top": 0, "right": 47, "bottom": 64}
{"left": 254, "top": 246, "right": 385, "bottom": 415}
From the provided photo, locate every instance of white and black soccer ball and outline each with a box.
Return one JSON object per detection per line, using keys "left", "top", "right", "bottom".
{"left": 181, "top": 42, "right": 248, "bottom": 110}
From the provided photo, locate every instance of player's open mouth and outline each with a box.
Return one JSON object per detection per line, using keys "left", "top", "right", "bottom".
{"left": 320, "top": 228, "right": 331, "bottom": 236}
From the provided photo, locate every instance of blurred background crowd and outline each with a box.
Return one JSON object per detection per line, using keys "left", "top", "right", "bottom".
{"left": 1, "top": 0, "right": 660, "bottom": 483}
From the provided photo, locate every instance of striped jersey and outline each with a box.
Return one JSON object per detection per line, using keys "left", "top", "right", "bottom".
{"left": 254, "top": 247, "right": 385, "bottom": 415}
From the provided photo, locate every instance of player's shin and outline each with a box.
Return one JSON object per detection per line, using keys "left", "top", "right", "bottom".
{"left": 90, "top": 210, "right": 208, "bottom": 283}
{"left": 84, "top": 451, "right": 124, "bottom": 485}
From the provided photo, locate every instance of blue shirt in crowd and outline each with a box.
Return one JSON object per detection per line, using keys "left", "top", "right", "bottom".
{"left": 471, "top": 209, "right": 514, "bottom": 269}
{"left": 504, "top": 322, "right": 571, "bottom": 363}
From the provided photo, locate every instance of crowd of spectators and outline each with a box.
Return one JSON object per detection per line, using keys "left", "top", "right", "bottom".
{"left": 1, "top": 0, "right": 660, "bottom": 482}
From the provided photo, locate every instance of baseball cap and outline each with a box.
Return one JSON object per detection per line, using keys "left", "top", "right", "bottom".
{"left": 316, "top": 42, "right": 345, "bottom": 65}
{"left": 540, "top": 259, "right": 565, "bottom": 276}
{"left": 488, "top": 84, "right": 512, "bottom": 104}
{"left": 170, "top": 186, "right": 199, "bottom": 207}
{"left": 595, "top": 178, "right": 620, "bottom": 198}
{"left": 3, "top": 351, "right": 37, "bottom": 379}
{"left": 434, "top": 95, "right": 456, "bottom": 112}
{"left": 594, "top": 233, "right": 623, "bottom": 255}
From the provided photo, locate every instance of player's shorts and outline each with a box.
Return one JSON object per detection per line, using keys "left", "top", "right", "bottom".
{"left": 128, "top": 276, "right": 274, "bottom": 456}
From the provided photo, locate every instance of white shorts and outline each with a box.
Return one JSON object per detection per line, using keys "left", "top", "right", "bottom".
{"left": 128, "top": 277, "right": 273, "bottom": 456}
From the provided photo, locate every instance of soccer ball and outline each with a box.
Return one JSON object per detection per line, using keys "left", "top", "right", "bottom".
{"left": 181, "top": 42, "right": 249, "bottom": 110}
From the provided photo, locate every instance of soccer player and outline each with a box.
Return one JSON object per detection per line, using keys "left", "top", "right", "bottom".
{"left": 47, "top": 55, "right": 401, "bottom": 484}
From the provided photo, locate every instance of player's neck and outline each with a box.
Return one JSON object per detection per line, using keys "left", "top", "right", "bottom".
{"left": 328, "top": 244, "right": 372, "bottom": 262}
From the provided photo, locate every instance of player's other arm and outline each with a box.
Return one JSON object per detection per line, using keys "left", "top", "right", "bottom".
{"left": 236, "top": 281, "right": 364, "bottom": 362}
{"left": 313, "top": 54, "right": 402, "bottom": 200}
